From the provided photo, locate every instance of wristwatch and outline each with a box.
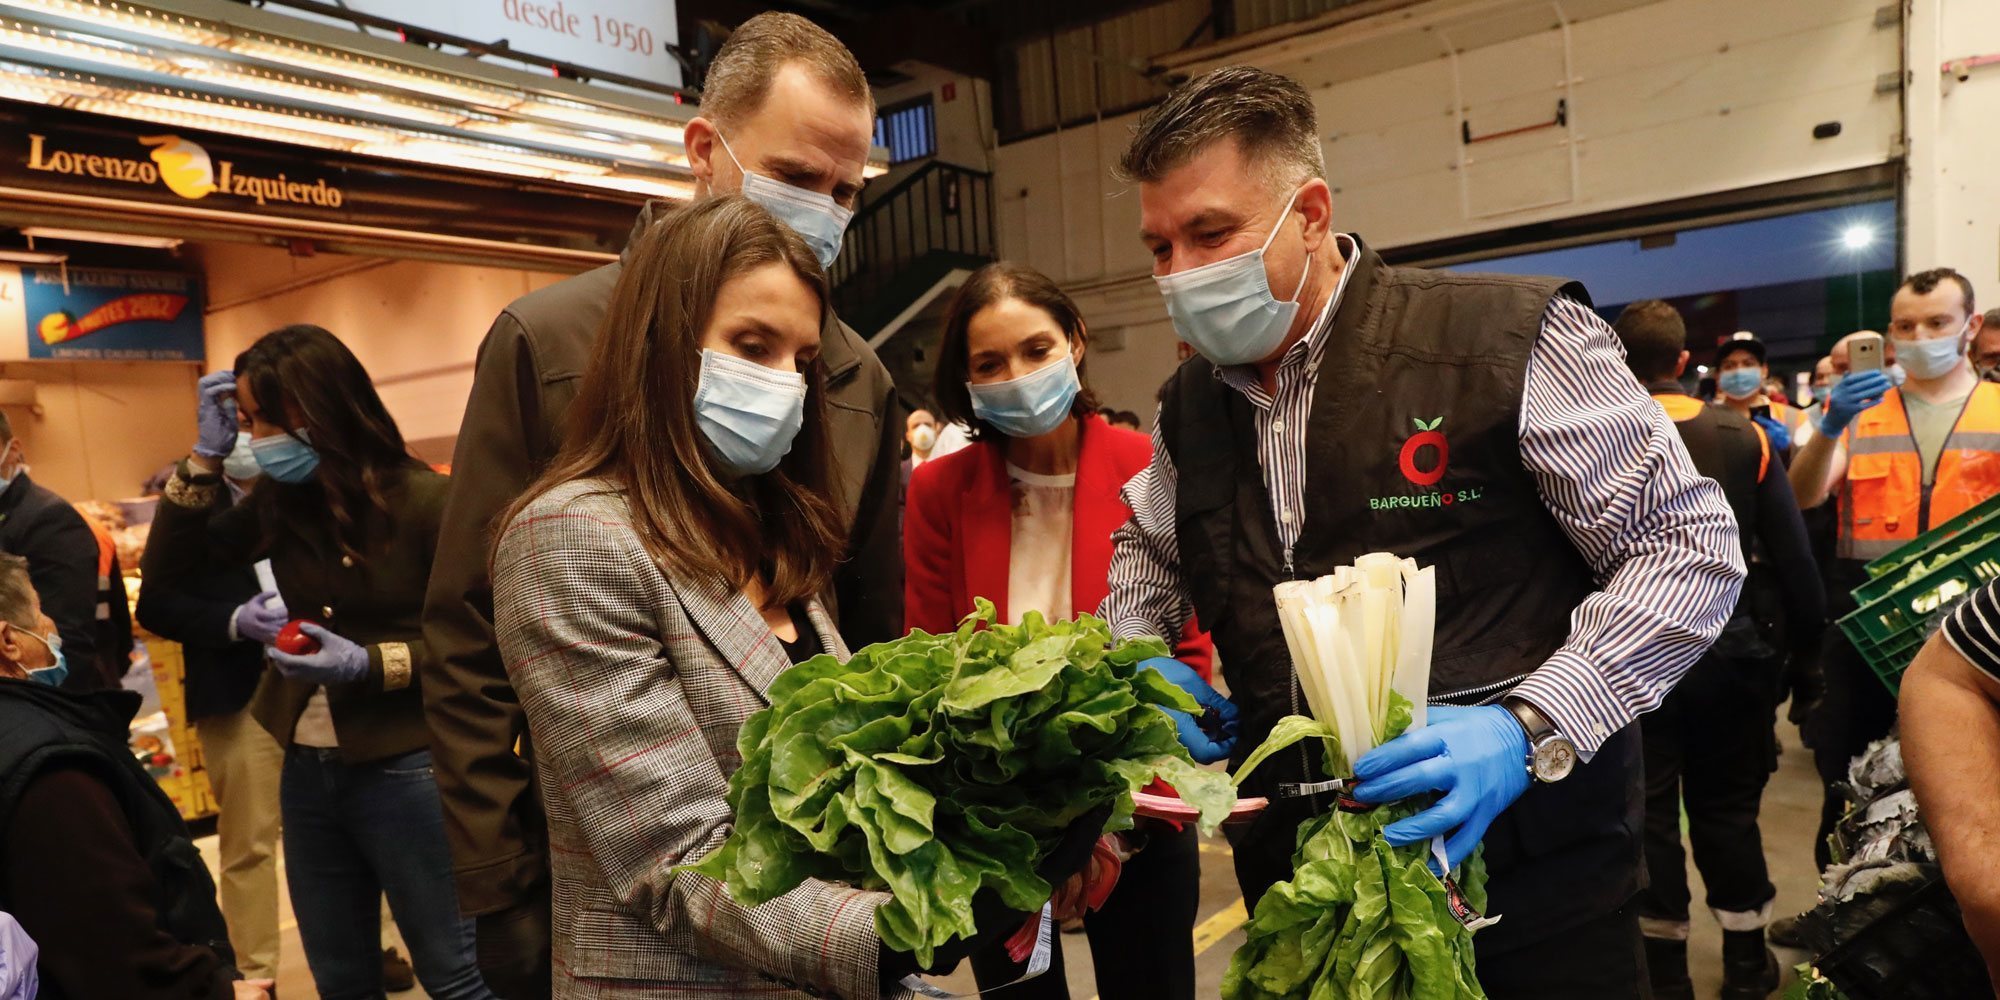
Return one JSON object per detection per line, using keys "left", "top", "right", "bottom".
{"left": 1501, "top": 696, "right": 1577, "bottom": 783}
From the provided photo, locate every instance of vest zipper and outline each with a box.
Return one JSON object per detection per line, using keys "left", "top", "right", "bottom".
{"left": 1433, "top": 671, "right": 1534, "bottom": 705}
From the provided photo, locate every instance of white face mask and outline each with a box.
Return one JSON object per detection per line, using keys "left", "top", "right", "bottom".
{"left": 1153, "top": 187, "right": 1311, "bottom": 368}
{"left": 1891, "top": 317, "right": 1972, "bottom": 382}
{"left": 717, "top": 132, "right": 853, "bottom": 270}
{"left": 909, "top": 424, "right": 938, "bottom": 454}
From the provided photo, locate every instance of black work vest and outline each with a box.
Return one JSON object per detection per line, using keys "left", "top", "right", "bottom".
{"left": 1161, "top": 242, "right": 1641, "bottom": 953}
{"left": 1656, "top": 391, "right": 1787, "bottom": 660}
{"left": 0, "top": 683, "right": 236, "bottom": 996}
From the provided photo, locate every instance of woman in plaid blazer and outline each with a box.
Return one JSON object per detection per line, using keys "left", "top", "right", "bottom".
{"left": 492, "top": 198, "right": 912, "bottom": 1000}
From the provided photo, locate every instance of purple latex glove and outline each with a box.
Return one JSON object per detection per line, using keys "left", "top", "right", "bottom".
{"left": 232, "top": 590, "right": 288, "bottom": 645}
{"left": 193, "top": 371, "right": 239, "bottom": 459}
{"left": 1350, "top": 704, "right": 1532, "bottom": 867}
{"left": 268, "top": 623, "right": 369, "bottom": 686}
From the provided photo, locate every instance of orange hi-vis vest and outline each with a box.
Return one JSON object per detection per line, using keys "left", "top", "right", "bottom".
{"left": 1839, "top": 382, "right": 2000, "bottom": 561}
{"left": 1770, "top": 400, "right": 1806, "bottom": 441}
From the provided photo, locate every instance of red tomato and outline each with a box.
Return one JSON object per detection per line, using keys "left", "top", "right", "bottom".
{"left": 275, "top": 620, "right": 321, "bottom": 655}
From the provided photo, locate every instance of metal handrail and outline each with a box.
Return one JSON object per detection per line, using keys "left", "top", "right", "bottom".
{"left": 831, "top": 160, "right": 995, "bottom": 326}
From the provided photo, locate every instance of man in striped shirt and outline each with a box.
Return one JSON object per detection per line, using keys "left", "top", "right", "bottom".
{"left": 1904, "top": 580, "right": 2000, "bottom": 989}
{"left": 1104, "top": 67, "right": 1744, "bottom": 997}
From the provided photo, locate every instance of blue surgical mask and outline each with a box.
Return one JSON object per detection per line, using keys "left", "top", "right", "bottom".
{"left": 1718, "top": 368, "right": 1764, "bottom": 401}
{"left": 718, "top": 133, "right": 852, "bottom": 270}
{"left": 249, "top": 429, "right": 320, "bottom": 484}
{"left": 1811, "top": 384, "right": 1832, "bottom": 405}
{"left": 967, "top": 353, "right": 1081, "bottom": 439}
{"left": 19, "top": 628, "right": 65, "bottom": 688}
{"left": 222, "top": 431, "right": 262, "bottom": 481}
{"left": 1885, "top": 362, "right": 1909, "bottom": 387}
{"left": 695, "top": 349, "right": 806, "bottom": 476}
{"left": 1891, "top": 320, "right": 1970, "bottom": 382}
{"left": 1154, "top": 187, "right": 1311, "bottom": 367}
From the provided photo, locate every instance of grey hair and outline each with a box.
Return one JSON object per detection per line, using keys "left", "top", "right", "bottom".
{"left": 1119, "top": 66, "right": 1325, "bottom": 192}
{"left": 0, "top": 553, "right": 33, "bottom": 631}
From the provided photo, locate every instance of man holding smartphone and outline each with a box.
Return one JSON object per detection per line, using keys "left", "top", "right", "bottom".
{"left": 1789, "top": 267, "right": 2000, "bottom": 867}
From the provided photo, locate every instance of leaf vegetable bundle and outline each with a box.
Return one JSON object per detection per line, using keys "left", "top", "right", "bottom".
{"left": 687, "top": 599, "right": 1237, "bottom": 966}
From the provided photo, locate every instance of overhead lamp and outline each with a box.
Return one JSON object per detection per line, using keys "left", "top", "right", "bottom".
{"left": 0, "top": 248, "right": 70, "bottom": 264}
{"left": 1841, "top": 224, "right": 1875, "bottom": 251}
{"left": 7, "top": 0, "right": 229, "bottom": 47}
{"left": 120, "top": 92, "right": 395, "bottom": 144}
{"left": 176, "top": 65, "right": 470, "bottom": 127}
{"left": 21, "top": 226, "right": 181, "bottom": 248}
{"left": 566, "top": 173, "right": 696, "bottom": 201}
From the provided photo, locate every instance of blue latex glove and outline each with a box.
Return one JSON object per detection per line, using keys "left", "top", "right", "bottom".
{"left": 1140, "top": 656, "right": 1239, "bottom": 764}
{"left": 232, "top": 590, "right": 288, "bottom": 645}
{"left": 1751, "top": 413, "right": 1792, "bottom": 453}
{"left": 1820, "top": 370, "right": 1892, "bottom": 438}
{"left": 193, "top": 371, "right": 239, "bottom": 458}
{"left": 268, "top": 623, "right": 370, "bottom": 686}
{"left": 1350, "top": 704, "right": 1531, "bottom": 867}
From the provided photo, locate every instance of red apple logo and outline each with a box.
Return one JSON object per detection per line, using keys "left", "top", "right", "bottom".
{"left": 1399, "top": 417, "right": 1449, "bottom": 487}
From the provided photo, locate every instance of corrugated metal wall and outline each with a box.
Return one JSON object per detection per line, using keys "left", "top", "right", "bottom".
{"left": 1000, "top": 0, "right": 1209, "bottom": 137}
{"left": 1228, "top": 0, "right": 1372, "bottom": 35}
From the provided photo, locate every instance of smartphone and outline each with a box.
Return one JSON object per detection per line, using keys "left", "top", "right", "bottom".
{"left": 1850, "top": 332, "right": 1884, "bottom": 374}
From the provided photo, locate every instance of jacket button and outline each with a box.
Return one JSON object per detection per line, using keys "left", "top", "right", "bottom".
{"left": 321, "top": 605, "right": 334, "bottom": 619}
{"left": 341, "top": 555, "right": 354, "bottom": 568}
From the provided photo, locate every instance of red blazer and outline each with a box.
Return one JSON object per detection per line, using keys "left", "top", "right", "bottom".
{"left": 903, "top": 414, "right": 1214, "bottom": 679}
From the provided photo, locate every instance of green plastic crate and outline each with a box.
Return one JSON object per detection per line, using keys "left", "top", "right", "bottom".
{"left": 1840, "top": 532, "right": 2000, "bottom": 692}
{"left": 1861, "top": 492, "right": 2000, "bottom": 582}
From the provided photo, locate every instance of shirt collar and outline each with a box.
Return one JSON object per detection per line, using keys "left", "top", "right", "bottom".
{"left": 1215, "top": 233, "right": 1360, "bottom": 388}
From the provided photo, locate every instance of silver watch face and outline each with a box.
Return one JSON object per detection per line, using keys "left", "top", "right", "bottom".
{"left": 1531, "top": 736, "right": 1577, "bottom": 782}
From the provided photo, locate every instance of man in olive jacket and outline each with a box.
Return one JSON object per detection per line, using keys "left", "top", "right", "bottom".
{"left": 420, "top": 14, "right": 903, "bottom": 997}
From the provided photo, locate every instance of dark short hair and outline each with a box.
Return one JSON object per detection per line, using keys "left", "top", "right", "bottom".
{"left": 1119, "top": 66, "right": 1324, "bottom": 192}
{"left": 700, "top": 12, "right": 872, "bottom": 128}
{"left": 1982, "top": 307, "right": 2000, "bottom": 330}
{"left": 1902, "top": 267, "right": 1977, "bottom": 316}
{"left": 0, "top": 553, "right": 32, "bottom": 630}
{"left": 1610, "top": 299, "right": 1687, "bottom": 382}
{"left": 932, "top": 262, "right": 1101, "bottom": 442}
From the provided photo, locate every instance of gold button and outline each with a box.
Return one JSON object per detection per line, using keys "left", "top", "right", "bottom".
{"left": 341, "top": 555, "right": 354, "bottom": 568}
{"left": 321, "top": 605, "right": 334, "bottom": 619}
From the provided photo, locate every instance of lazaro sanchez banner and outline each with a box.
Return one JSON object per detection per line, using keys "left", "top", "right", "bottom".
{"left": 0, "top": 267, "right": 204, "bottom": 362}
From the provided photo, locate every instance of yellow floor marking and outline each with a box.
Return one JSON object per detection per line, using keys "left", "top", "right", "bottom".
{"left": 1192, "top": 897, "right": 1249, "bottom": 955}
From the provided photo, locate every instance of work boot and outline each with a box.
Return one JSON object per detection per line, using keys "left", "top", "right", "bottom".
{"left": 1767, "top": 912, "right": 1808, "bottom": 949}
{"left": 1643, "top": 936, "right": 1695, "bottom": 1000}
{"left": 1722, "top": 929, "right": 1781, "bottom": 999}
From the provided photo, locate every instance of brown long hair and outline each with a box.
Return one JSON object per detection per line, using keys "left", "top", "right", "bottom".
{"left": 501, "top": 197, "right": 845, "bottom": 606}
{"left": 931, "top": 261, "right": 1101, "bottom": 441}
{"left": 235, "top": 324, "right": 424, "bottom": 563}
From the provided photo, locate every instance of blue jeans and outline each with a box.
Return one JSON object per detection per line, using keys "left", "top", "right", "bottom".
{"left": 282, "top": 747, "right": 494, "bottom": 1000}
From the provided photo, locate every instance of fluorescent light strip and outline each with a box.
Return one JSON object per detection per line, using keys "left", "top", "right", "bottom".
{"left": 0, "top": 20, "right": 173, "bottom": 74}
{"left": 509, "top": 98, "right": 686, "bottom": 145}
{"left": 3, "top": 0, "right": 229, "bottom": 47}
{"left": 351, "top": 140, "right": 555, "bottom": 180}
{"left": 564, "top": 173, "right": 695, "bottom": 200}
{"left": 0, "top": 248, "right": 69, "bottom": 264}
{"left": 122, "top": 92, "right": 394, "bottom": 143}
{"left": 177, "top": 65, "right": 470, "bottom": 127}
{"left": 21, "top": 225, "right": 180, "bottom": 247}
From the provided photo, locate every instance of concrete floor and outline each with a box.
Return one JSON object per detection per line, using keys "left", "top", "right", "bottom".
{"left": 210, "top": 715, "right": 1829, "bottom": 999}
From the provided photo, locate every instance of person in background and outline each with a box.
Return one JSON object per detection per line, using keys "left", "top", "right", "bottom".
{"left": 492, "top": 197, "right": 1083, "bottom": 999}
{"left": 1106, "top": 410, "right": 1143, "bottom": 432}
{"left": 420, "top": 18, "right": 903, "bottom": 994}
{"left": 0, "top": 411, "right": 121, "bottom": 690}
{"left": 1789, "top": 268, "right": 2000, "bottom": 868}
{"left": 134, "top": 431, "right": 287, "bottom": 985}
{"left": 1976, "top": 307, "right": 2000, "bottom": 381}
{"left": 905, "top": 262, "right": 1213, "bottom": 999}
{"left": 1901, "top": 575, "right": 2000, "bottom": 988}
{"left": 1801, "top": 356, "right": 1837, "bottom": 430}
{"left": 0, "top": 552, "right": 272, "bottom": 1000}
{"left": 905, "top": 408, "right": 940, "bottom": 472}
{"left": 1714, "top": 332, "right": 1803, "bottom": 452}
{"left": 1611, "top": 300, "right": 1824, "bottom": 1000}
{"left": 145, "top": 326, "right": 492, "bottom": 1000}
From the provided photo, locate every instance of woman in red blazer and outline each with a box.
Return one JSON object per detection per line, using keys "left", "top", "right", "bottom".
{"left": 904, "top": 261, "right": 1207, "bottom": 1000}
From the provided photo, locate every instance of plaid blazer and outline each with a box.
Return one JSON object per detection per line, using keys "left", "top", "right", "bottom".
{"left": 494, "top": 479, "right": 907, "bottom": 999}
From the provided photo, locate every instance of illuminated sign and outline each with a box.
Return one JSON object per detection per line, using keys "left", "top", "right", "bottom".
{"left": 27, "top": 133, "right": 344, "bottom": 207}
